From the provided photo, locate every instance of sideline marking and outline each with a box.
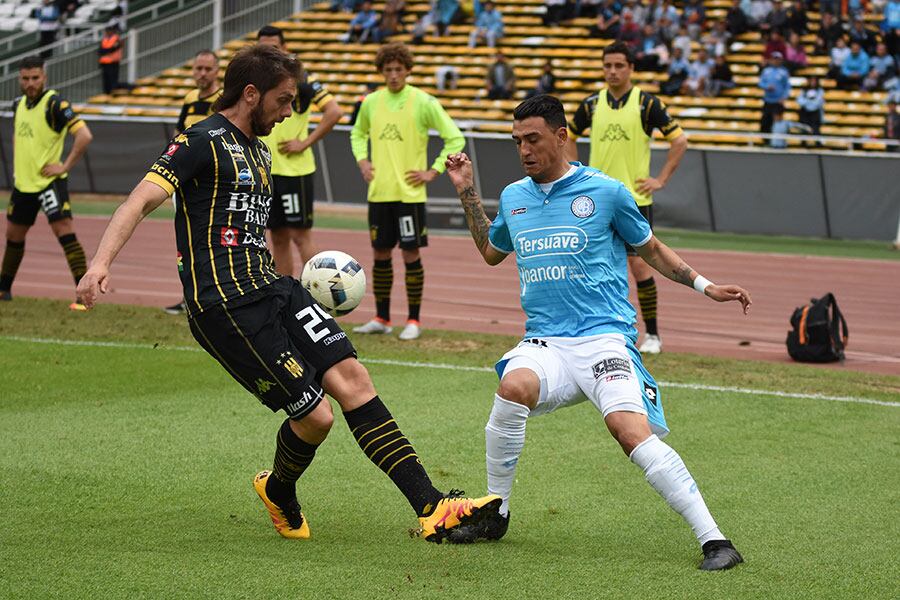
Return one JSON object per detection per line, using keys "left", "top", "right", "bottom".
{"left": 2, "top": 335, "right": 897, "bottom": 408}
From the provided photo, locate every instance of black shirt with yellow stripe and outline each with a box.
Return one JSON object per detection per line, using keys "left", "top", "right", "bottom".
{"left": 568, "top": 88, "right": 683, "bottom": 140}
{"left": 176, "top": 88, "right": 223, "bottom": 133}
{"left": 144, "top": 113, "right": 280, "bottom": 317}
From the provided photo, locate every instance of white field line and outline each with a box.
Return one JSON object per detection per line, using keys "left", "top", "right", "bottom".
{"left": 2, "top": 335, "right": 898, "bottom": 408}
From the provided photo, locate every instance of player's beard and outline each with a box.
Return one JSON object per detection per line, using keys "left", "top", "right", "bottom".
{"left": 250, "top": 103, "right": 273, "bottom": 137}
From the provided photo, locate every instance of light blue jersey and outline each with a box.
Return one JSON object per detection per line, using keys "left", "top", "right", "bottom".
{"left": 489, "top": 163, "right": 652, "bottom": 341}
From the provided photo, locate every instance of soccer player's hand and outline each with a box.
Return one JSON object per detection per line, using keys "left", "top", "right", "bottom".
{"left": 445, "top": 153, "right": 474, "bottom": 191}
{"left": 636, "top": 176, "right": 663, "bottom": 194}
{"left": 76, "top": 266, "right": 110, "bottom": 310}
{"left": 278, "top": 139, "right": 308, "bottom": 155}
{"left": 405, "top": 169, "right": 438, "bottom": 186}
{"left": 41, "top": 162, "right": 67, "bottom": 177}
{"left": 358, "top": 159, "right": 374, "bottom": 182}
{"left": 705, "top": 284, "right": 752, "bottom": 315}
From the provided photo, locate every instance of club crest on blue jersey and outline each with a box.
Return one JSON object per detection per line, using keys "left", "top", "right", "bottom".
{"left": 571, "top": 195, "right": 595, "bottom": 218}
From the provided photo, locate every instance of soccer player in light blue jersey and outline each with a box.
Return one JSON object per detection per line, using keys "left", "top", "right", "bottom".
{"left": 443, "top": 95, "right": 751, "bottom": 571}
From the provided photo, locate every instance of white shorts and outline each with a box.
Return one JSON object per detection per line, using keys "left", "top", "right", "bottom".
{"left": 496, "top": 333, "right": 669, "bottom": 436}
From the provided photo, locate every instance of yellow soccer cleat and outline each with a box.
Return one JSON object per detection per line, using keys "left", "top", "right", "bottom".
{"left": 253, "top": 470, "right": 310, "bottom": 539}
{"left": 417, "top": 490, "right": 503, "bottom": 544}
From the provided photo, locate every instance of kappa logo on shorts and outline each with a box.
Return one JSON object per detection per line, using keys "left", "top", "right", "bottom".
{"left": 644, "top": 383, "right": 658, "bottom": 405}
{"left": 592, "top": 357, "right": 631, "bottom": 380}
{"left": 255, "top": 378, "right": 275, "bottom": 395}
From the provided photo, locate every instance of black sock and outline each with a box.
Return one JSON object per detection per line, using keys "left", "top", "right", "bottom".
{"left": 266, "top": 418, "right": 320, "bottom": 505}
{"left": 57, "top": 233, "right": 87, "bottom": 286}
{"left": 344, "top": 396, "right": 442, "bottom": 516}
{"left": 372, "top": 259, "right": 392, "bottom": 322}
{"left": 0, "top": 240, "right": 25, "bottom": 292}
{"left": 636, "top": 277, "right": 658, "bottom": 336}
{"left": 405, "top": 259, "right": 424, "bottom": 322}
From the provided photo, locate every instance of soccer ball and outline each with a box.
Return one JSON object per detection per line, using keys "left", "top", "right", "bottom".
{"left": 300, "top": 250, "right": 366, "bottom": 317}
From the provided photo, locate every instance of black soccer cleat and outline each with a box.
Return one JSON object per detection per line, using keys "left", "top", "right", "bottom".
{"left": 700, "top": 539, "right": 744, "bottom": 571}
{"left": 446, "top": 505, "right": 509, "bottom": 544}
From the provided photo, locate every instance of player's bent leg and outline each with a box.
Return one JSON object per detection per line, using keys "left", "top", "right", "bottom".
{"left": 269, "top": 227, "right": 294, "bottom": 277}
{"left": 608, "top": 410, "right": 743, "bottom": 570}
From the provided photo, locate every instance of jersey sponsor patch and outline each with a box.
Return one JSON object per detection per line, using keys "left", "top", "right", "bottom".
{"left": 165, "top": 143, "right": 180, "bottom": 156}
{"left": 593, "top": 357, "right": 631, "bottom": 379}
{"left": 514, "top": 226, "right": 588, "bottom": 259}
{"left": 511, "top": 207, "right": 527, "bottom": 216}
{"left": 220, "top": 227, "right": 239, "bottom": 247}
{"left": 571, "top": 195, "right": 595, "bottom": 218}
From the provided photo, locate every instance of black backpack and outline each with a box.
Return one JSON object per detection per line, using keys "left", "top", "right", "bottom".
{"left": 786, "top": 293, "right": 849, "bottom": 363}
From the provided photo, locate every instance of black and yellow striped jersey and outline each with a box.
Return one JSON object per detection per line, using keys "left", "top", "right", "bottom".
{"left": 568, "top": 88, "right": 683, "bottom": 141}
{"left": 143, "top": 113, "right": 280, "bottom": 317}
{"left": 176, "top": 87, "right": 222, "bottom": 133}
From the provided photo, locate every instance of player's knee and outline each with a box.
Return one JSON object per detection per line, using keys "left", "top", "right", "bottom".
{"left": 497, "top": 376, "right": 539, "bottom": 409}
{"left": 305, "top": 403, "right": 334, "bottom": 435}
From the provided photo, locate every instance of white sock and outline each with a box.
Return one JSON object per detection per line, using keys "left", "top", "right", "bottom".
{"left": 485, "top": 394, "right": 530, "bottom": 517}
{"left": 629, "top": 434, "right": 725, "bottom": 546}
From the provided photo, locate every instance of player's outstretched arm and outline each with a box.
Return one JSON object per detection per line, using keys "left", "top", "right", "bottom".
{"left": 635, "top": 235, "right": 752, "bottom": 314}
{"left": 76, "top": 180, "right": 171, "bottom": 308}
{"left": 445, "top": 152, "right": 506, "bottom": 266}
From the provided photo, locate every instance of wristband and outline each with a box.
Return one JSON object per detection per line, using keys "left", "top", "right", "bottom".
{"left": 693, "top": 275, "right": 713, "bottom": 295}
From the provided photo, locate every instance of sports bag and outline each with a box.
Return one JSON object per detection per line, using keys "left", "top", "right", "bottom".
{"left": 786, "top": 293, "right": 848, "bottom": 363}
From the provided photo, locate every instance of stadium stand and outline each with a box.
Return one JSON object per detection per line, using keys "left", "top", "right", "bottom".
{"left": 80, "top": 0, "right": 897, "bottom": 151}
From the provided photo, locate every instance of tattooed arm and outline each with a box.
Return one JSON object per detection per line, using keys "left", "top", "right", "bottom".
{"left": 445, "top": 153, "right": 508, "bottom": 266}
{"left": 635, "top": 236, "right": 753, "bottom": 314}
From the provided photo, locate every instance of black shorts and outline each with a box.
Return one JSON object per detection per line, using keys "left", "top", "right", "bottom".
{"left": 266, "top": 174, "right": 314, "bottom": 229}
{"left": 625, "top": 204, "right": 653, "bottom": 256}
{"left": 188, "top": 278, "right": 357, "bottom": 420}
{"left": 368, "top": 202, "right": 428, "bottom": 250}
{"left": 7, "top": 179, "right": 71, "bottom": 226}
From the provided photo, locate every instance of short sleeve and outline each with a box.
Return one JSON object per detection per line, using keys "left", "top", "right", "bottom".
{"left": 568, "top": 94, "right": 594, "bottom": 137}
{"left": 610, "top": 184, "right": 652, "bottom": 247}
{"left": 46, "top": 94, "right": 83, "bottom": 134}
{"left": 142, "top": 130, "right": 209, "bottom": 195}
{"left": 488, "top": 194, "right": 514, "bottom": 254}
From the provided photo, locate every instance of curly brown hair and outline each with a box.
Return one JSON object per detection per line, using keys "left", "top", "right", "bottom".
{"left": 375, "top": 42, "right": 414, "bottom": 71}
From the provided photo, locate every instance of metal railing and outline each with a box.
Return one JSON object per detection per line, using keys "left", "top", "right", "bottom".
{"left": 0, "top": 0, "right": 307, "bottom": 103}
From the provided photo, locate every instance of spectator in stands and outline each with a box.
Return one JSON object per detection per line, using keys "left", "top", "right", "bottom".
{"left": 435, "top": 64, "right": 459, "bottom": 90}
{"left": 837, "top": 40, "right": 871, "bottom": 89}
{"left": 784, "top": 31, "right": 808, "bottom": 72}
{"left": 762, "top": 0, "right": 789, "bottom": 35}
{"left": 661, "top": 46, "right": 690, "bottom": 94}
{"left": 885, "top": 97, "right": 900, "bottom": 150}
{"left": 758, "top": 51, "right": 791, "bottom": 132}
{"left": 469, "top": 0, "right": 504, "bottom": 47}
{"left": 526, "top": 60, "right": 556, "bottom": 97}
{"left": 770, "top": 104, "right": 812, "bottom": 148}
{"left": 829, "top": 37, "right": 850, "bottom": 77}
{"left": 36, "top": 0, "right": 60, "bottom": 58}
{"left": 346, "top": 1, "right": 380, "bottom": 43}
{"left": 708, "top": 53, "right": 736, "bottom": 95}
{"left": 819, "top": 13, "right": 845, "bottom": 51}
{"left": 636, "top": 24, "right": 670, "bottom": 71}
{"left": 544, "top": 0, "right": 568, "bottom": 26}
{"left": 628, "top": 0, "right": 650, "bottom": 27}
{"left": 785, "top": 0, "right": 807, "bottom": 34}
{"left": 703, "top": 20, "right": 731, "bottom": 56}
{"left": 672, "top": 26, "right": 693, "bottom": 58}
{"left": 654, "top": 0, "right": 679, "bottom": 25}
{"left": 590, "top": 0, "right": 622, "bottom": 39}
{"left": 848, "top": 18, "right": 876, "bottom": 54}
{"left": 870, "top": 42, "right": 898, "bottom": 85}
{"left": 377, "top": 0, "right": 406, "bottom": 41}
{"left": 819, "top": 0, "right": 839, "bottom": 17}
{"left": 434, "top": 0, "right": 462, "bottom": 35}
{"left": 618, "top": 9, "right": 642, "bottom": 47}
{"left": 682, "top": 0, "right": 706, "bottom": 39}
{"left": 763, "top": 30, "right": 788, "bottom": 62}
{"left": 884, "top": 0, "right": 900, "bottom": 32}
{"left": 726, "top": 0, "right": 750, "bottom": 35}
{"left": 748, "top": 0, "right": 773, "bottom": 28}
{"left": 108, "top": 1, "right": 127, "bottom": 30}
{"left": 682, "top": 47, "right": 715, "bottom": 96}
{"left": 796, "top": 75, "right": 825, "bottom": 137}
{"left": 98, "top": 24, "right": 122, "bottom": 94}
{"left": 485, "top": 50, "right": 516, "bottom": 98}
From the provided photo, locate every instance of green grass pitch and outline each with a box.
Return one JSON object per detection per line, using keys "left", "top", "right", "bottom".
{"left": 0, "top": 299, "right": 898, "bottom": 599}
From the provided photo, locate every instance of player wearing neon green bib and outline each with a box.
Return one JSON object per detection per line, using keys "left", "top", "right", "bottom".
{"left": 0, "top": 55, "right": 93, "bottom": 308}
{"left": 257, "top": 26, "right": 344, "bottom": 279}
{"left": 566, "top": 41, "right": 688, "bottom": 356}
{"left": 350, "top": 43, "right": 464, "bottom": 341}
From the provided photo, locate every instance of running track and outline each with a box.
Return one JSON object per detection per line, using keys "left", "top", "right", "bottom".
{"left": 3, "top": 215, "right": 899, "bottom": 376}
